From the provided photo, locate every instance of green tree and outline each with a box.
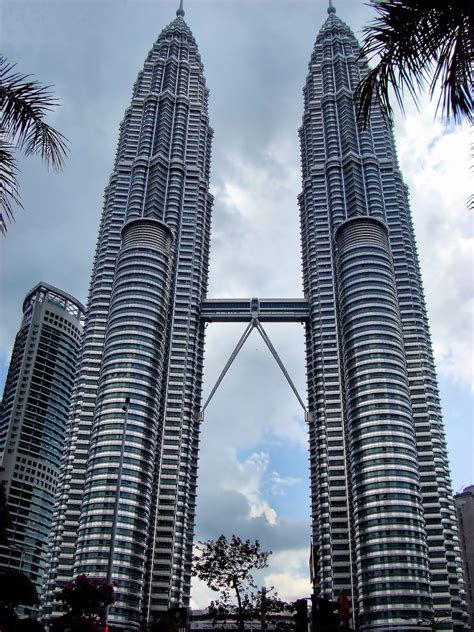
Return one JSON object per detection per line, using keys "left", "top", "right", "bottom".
{"left": 193, "top": 535, "right": 290, "bottom": 632}
{"left": 0, "top": 569, "right": 39, "bottom": 630}
{"left": 0, "top": 56, "right": 68, "bottom": 233}
{"left": 49, "top": 574, "right": 115, "bottom": 632}
{"left": 355, "top": 0, "right": 473, "bottom": 125}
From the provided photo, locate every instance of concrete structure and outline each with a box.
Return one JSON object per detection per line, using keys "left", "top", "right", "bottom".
{"left": 455, "top": 486, "right": 474, "bottom": 626}
{"left": 42, "top": 5, "right": 213, "bottom": 629}
{"left": 0, "top": 283, "right": 84, "bottom": 597}
{"left": 298, "top": 6, "right": 466, "bottom": 629}
{"left": 42, "top": 2, "right": 467, "bottom": 630}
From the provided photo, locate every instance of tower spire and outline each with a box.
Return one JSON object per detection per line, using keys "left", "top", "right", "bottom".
{"left": 328, "top": 0, "right": 336, "bottom": 14}
{"left": 176, "top": 0, "right": 185, "bottom": 17}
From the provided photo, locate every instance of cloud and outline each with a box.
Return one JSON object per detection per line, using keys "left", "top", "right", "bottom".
{"left": 264, "top": 548, "right": 311, "bottom": 601}
{"left": 268, "top": 472, "right": 301, "bottom": 497}
{"left": 396, "top": 104, "right": 473, "bottom": 387}
{"left": 195, "top": 439, "right": 309, "bottom": 564}
{"left": 208, "top": 147, "right": 301, "bottom": 299}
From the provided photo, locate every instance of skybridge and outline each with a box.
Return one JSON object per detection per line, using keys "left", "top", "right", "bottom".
{"left": 200, "top": 297, "right": 309, "bottom": 323}
{"left": 200, "top": 296, "right": 310, "bottom": 420}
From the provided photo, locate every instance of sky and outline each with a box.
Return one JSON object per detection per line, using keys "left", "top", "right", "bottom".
{"left": 1, "top": 0, "right": 473, "bottom": 609}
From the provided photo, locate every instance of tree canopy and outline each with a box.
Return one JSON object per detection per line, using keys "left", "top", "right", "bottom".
{"left": 0, "top": 569, "right": 39, "bottom": 631}
{"left": 355, "top": 0, "right": 473, "bottom": 125}
{"left": 0, "top": 569, "right": 39, "bottom": 610}
{"left": 193, "top": 535, "right": 290, "bottom": 632}
{"left": 49, "top": 574, "right": 115, "bottom": 632}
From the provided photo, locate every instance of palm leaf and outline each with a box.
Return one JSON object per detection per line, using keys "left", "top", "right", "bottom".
{"left": 0, "top": 57, "right": 69, "bottom": 169}
{"left": 0, "top": 56, "right": 69, "bottom": 229}
{"left": 0, "top": 139, "right": 22, "bottom": 234}
{"left": 355, "top": 0, "right": 473, "bottom": 126}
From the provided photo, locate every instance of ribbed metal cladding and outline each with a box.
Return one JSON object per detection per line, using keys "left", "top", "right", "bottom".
{"left": 121, "top": 218, "right": 173, "bottom": 252}
{"left": 42, "top": 9, "right": 214, "bottom": 624}
{"left": 336, "top": 217, "right": 388, "bottom": 251}
{"left": 74, "top": 221, "right": 174, "bottom": 630}
{"left": 299, "top": 7, "right": 467, "bottom": 629}
{"left": 336, "top": 217, "right": 431, "bottom": 628}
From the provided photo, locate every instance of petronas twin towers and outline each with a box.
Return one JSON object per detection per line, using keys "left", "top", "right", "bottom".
{"left": 42, "top": 3, "right": 467, "bottom": 630}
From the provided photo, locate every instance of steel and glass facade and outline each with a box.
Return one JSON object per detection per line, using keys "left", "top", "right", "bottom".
{"left": 43, "top": 7, "right": 212, "bottom": 630}
{"left": 0, "top": 283, "right": 84, "bottom": 598}
{"left": 455, "top": 486, "right": 474, "bottom": 626}
{"left": 300, "top": 6, "right": 466, "bottom": 630}
{"left": 40, "top": 3, "right": 468, "bottom": 631}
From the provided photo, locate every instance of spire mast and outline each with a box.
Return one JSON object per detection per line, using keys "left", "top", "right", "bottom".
{"left": 328, "top": 0, "right": 336, "bottom": 14}
{"left": 176, "top": 0, "right": 185, "bottom": 17}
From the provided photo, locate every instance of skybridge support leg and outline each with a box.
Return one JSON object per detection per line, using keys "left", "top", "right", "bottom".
{"left": 201, "top": 321, "right": 254, "bottom": 414}
{"left": 200, "top": 318, "right": 308, "bottom": 420}
{"left": 254, "top": 320, "right": 307, "bottom": 414}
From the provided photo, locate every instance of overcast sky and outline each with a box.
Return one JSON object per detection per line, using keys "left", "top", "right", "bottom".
{"left": 1, "top": 0, "right": 473, "bottom": 608}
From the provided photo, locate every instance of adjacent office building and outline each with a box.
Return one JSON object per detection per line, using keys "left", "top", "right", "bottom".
{"left": 41, "top": 2, "right": 467, "bottom": 630}
{"left": 455, "top": 486, "right": 474, "bottom": 625}
{"left": 0, "top": 283, "right": 84, "bottom": 597}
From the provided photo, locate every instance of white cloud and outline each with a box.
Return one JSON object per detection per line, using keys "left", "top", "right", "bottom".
{"left": 395, "top": 104, "right": 473, "bottom": 387}
{"left": 268, "top": 472, "right": 301, "bottom": 497}
{"left": 221, "top": 451, "right": 278, "bottom": 524}
{"left": 190, "top": 577, "right": 218, "bottom": 611}
{"left": 264, "top": 548, "right": 311, "bottom": 601}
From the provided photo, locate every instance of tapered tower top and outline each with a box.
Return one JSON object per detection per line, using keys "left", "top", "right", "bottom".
{"left": 176, "top": 0, "right": 185, "bottom": 17}
{"left": 328, "top": 0, "right": 336, "bottom": 14}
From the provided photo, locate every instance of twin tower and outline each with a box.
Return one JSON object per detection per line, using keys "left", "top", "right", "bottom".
{"left": 42, "top": 4, "right": 467, "bottom": 631}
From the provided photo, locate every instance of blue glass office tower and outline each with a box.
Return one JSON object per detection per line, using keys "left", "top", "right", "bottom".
{"left": 0, "top": 283, "right": 84, "bottom": 599}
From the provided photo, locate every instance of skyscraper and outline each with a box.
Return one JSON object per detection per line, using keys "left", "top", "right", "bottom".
{"left": 41, "top": 2, "right": 468, "bottom": 631}
{"left": 0, "top": 283, "right": 84, "bottom": 597}
{"left": 455, "top": 486, "right": 474, "bottom": 625}
{"left": 43, "top": 4, "right": 213, "bottom": 629}
{"left": 299, "top": 4, "right": 466, "bottom": 629}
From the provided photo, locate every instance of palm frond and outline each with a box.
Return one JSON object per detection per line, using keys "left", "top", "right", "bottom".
{"left": 428, "top": 8, "right": 473, "bottom": 123}
{"left": 0, "top": 56, "right": 69, "bottom": 170}
{"left": 0, "top": 139, "right": 22, "bottom": 234}
{"left": 355, "top": 0, "right": 473, "bottom": 126}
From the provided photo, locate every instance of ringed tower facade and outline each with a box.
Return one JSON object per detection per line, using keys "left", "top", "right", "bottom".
{"left": 40, "top": 3, "right": 468, "bottom": 631}
{"left": 299, "top": 4, "right": 466, "bottom": 629}
{"left": 43, "top": 5, "right": 213, "bottom": 629}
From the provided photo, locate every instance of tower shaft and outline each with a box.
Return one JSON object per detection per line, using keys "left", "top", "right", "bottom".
{"left": 300, "top": 10, "right": 466, "bottom": 629}
{"left": 43, "top": 14, "right": 213, "bottom": 629}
